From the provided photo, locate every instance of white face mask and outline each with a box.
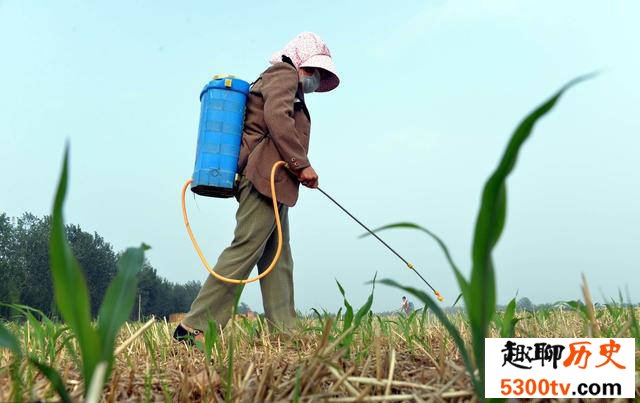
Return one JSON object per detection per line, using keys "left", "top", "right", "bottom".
{"left": 300, "top": 69, "right": 321, "bottom": 93}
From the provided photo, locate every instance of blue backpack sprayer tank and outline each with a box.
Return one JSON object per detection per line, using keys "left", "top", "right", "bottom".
{"left": 181, "top": 74, "right": 443, "bottom": 301}
{"left": 190, "top": 75, "right": 252, "bottom": 198}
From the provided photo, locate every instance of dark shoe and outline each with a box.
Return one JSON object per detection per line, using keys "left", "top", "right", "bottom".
{"left": 173, "top": 323, "right": 202, "bottom": 346}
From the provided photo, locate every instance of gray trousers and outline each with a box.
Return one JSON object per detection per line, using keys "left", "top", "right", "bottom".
{"left": 182, "top": 177, "right": 296, "bottom": 331}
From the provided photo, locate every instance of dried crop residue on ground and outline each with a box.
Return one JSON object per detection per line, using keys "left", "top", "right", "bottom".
{"left": 1, "top": 309, "right": 638, "bottom": 401}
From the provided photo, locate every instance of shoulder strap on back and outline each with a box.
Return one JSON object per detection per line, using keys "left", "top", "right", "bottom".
{"left": 249, "top": 76, "right": 261, "bottom": 87}
{"left": 250, "top": 56, "right": 295, "bottom": 89}
{"left": 281, "top": 55, "right": 295, "bottom": 68}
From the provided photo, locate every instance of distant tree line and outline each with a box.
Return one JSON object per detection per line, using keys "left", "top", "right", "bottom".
{"left": 0, "top": 212, "right": 201, "bottom": 320}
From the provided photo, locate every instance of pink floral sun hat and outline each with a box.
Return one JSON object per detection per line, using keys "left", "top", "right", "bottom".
{"left": 269, "top": 32, "right": 340, "bottom": 92}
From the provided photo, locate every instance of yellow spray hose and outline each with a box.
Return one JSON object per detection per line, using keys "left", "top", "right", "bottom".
{"left": 181, "top": 160, "right": 287, "bottom": 284}
{"left": 182, "top": 160, "right": 443, "bottom": 302}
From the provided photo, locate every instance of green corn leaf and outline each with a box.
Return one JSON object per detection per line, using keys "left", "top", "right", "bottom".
{"left": 604, "top": 295, "right": 624, "bottom": 322}
{"left": 354, "top": 273, "right": 377, "bottom": 327}
{"left": 29, "top": 357, "right": 73, "bottom": 403}
{"left": 452, "top": 293, "right": 464, "bottom": 308}
{"left": 85, "top": 361, "right": 108, "bottom": 403}
{"left": 232, "top": 284, "right": 245, "bottom": 316}
{"left": 23, "top": 310, "right": 46, "bottom": 354}
{"left": 97, "top": 244, "right": 148, "bottom": 380}
{"left": 335, "top": 279, "right": 354, "bottom": 331}
{"left": 407, "top": 309, "right": 418, "bottom": 324}
{"left": 0, "top": 303, "right": 54, "bottom": 328}
{"left": 468, "top": 74, "right": 594, "bottom": 386}
{"left": 49, "top": 145, "right": 101, "bottom": 386}
{"left": 0, "top": 321, "right": 21, "bottom": 354}
{"left": 420, "top": 304, "right": 429, "bottom": 328}
{"left": 51, "top": 326, "right": 70, "bottom": 362}
{"left": 335, "top": 307, "right": 343, "bottom": 323}
{"left": 61, "top": 334, "right": 81, "bottom": 373}
{"left": 625, "top": 293, "right": 639, "bottom": 349}
{"left": 629, "top": 310, "right": 639, "bottom": 349}
{"left": 500, "top": 298, "right": 518, "bottom": 338}
{"left": 310, "top": 308, "right": 322, "bottom": 322}
{"left": 2, "top": 320, "right": 72, "bottom": 403}
{"left": 205, "top": 320, "right": 220, "bottom": 364}
{"left": 377, "top": 278, "right": 481, "bottom": 397}
{"left": 292, "top": 366, "right": 302, "bottom": 403}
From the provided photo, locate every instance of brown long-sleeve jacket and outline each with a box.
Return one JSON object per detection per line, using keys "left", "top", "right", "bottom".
{"left": 237, "top": 62, "right": 311, "bottom": 207}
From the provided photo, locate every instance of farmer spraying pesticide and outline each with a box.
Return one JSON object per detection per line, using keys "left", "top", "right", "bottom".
{"left": 175, "top": 32, "right": 339, "bottom": 342}
{"left": 401, "top": 296, "right": 413, "bottom": 316}
{"left": 177, "top": 32, "right": 443, "bottom": 344}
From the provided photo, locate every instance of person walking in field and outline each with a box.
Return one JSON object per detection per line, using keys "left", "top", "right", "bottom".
{"left": 401, "top": 296, "right": 412, "bottom": 316}
{"left": 174, "top": 32, "right": 340, "bottom": 344}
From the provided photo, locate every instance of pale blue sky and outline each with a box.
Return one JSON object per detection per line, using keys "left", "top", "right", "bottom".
{"left": 1, "top": 1, "right": 638, "bottom": 313}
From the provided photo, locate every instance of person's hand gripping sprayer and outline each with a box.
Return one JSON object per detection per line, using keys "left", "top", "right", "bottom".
{"left": 297, "top": 166, "right": 319, "bottom": 188}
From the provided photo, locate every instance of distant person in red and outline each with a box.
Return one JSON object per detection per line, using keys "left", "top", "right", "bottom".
{"left": 401, "top": 296, "right": 411, "bottom": 316}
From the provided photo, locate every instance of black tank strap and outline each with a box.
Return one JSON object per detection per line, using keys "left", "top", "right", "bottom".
{"left": 281, "top": 55, "right": 295, "bottom": 68}
{"left": 249, "top": 55, "right": 297, "bottom": 90}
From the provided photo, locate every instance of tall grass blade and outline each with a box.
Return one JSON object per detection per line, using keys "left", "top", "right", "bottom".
{"left": 468, "top": 74, "right": 594, "bottom": 386}
{"left": 452, "top": 293, "right": 463, "bottom": 308}
{"left": 420, "top": 305, "right": 429, "bottom": 329}
{"left": 29, "top": 358, "right": 73, "bottom": 403}
{"left": 85, "top": 361, "right": 108, "bottom": 403}
{"left": 354, "top": 273, "right": 377, "bottom": 327}
{"left": 369, "top": 75, "right": 593, "bottom": 400}
{"left": 2, "top": 323, "right": 72, "bottom": 403}
{"left": 0, "top": 322, "right": 26, "bottom": 402}
{"left": 499, "top": 298, "right": 518, "bottom": 338}
{"left": 310, "top": 308, "right": 322, "bottom": 322}
{"left": 335, "top": 279, "right": 354, "bottom": 331}
{"left": 626, "top": 298, "right": 640, "bottom": 349}
{"left": 49, "top": 146, "right": 148, "bottom": 396}
{"left": 0, "top": 321, "right": 21, "bottom": 353}
{"left": 292, "top": 366, "right": 302, "bottom": 403}
{"left": 97, "top": 244, "right": 148, "bottom": 379}
{"left": 49, "top": 145, "right": 101, "bottom": 386}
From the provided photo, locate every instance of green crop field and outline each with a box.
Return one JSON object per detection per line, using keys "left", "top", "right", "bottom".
{"left": 1, "top": 305, "right": 639, "bottom": 401}
{"left": 1, "top": 76, "right": 638, "bottom": 402}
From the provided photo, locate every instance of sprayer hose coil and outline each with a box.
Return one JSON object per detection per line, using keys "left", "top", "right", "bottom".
{"left": 181, "top": 161, "right": 287, "bottom": 284}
